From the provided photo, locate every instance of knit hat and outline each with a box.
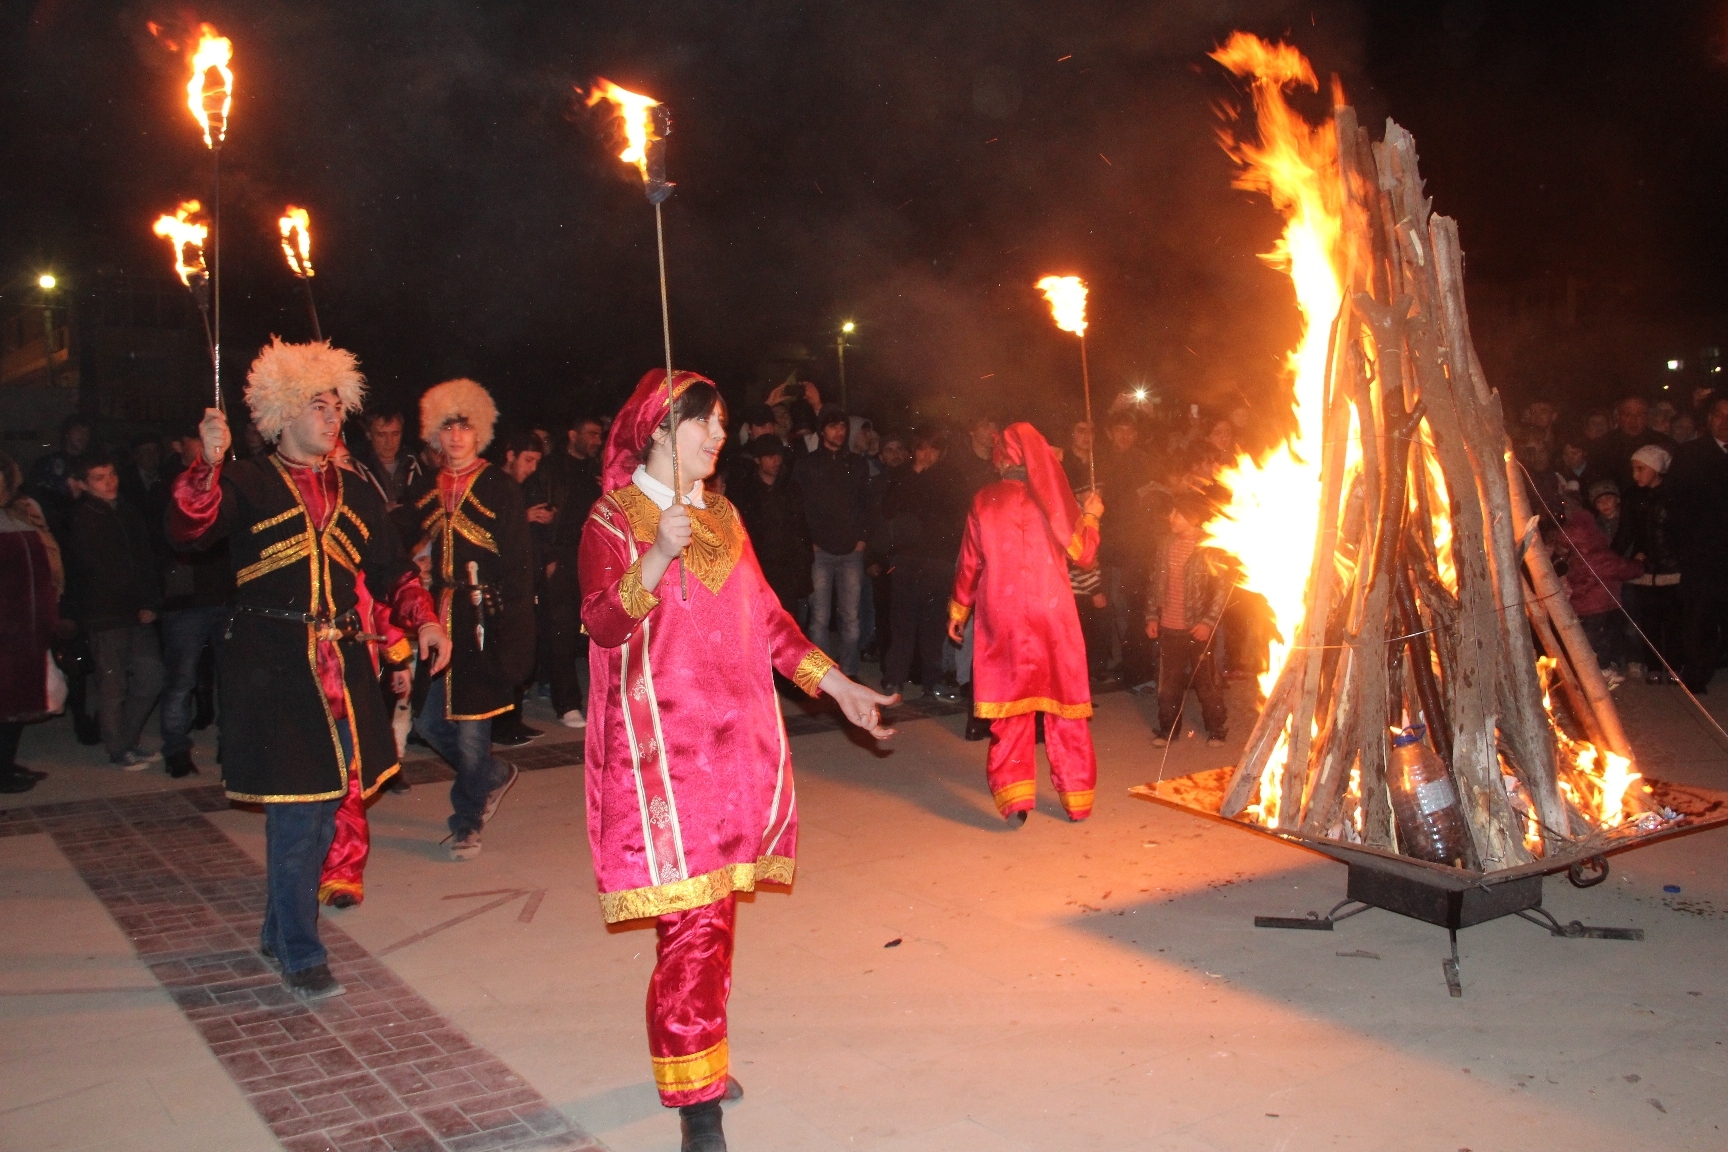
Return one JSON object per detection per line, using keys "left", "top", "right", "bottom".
{"left": 1586, "top": 479, "right": 1621, "bottom": 503}
{"left": 1630, "top": 444, "right": 1672, "bottom": 475}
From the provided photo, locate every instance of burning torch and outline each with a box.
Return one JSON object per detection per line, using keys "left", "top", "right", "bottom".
{"left": 1036, "top": 275, "right": 1094, "bottom": 492}
{"left": 278, "top": 206, "right": 322, "bottom": 341}
{"left": 586, "top": 77, "right": 687, "bottom": 600}
{"left": 184, "top": 24, "right": 233, "bottom": 410}
{"left": 153, "top": 201, "right": 215, "bottom": 361}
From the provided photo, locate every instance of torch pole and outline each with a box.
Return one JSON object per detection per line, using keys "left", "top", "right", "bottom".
{"left": 211, "top": 146, "right": 223, "bottom": 412}
{"left": 654, "top": 200, "right": 688, "bottom": 600}
{"left": 1079, "top": 330, "right": 1095, "bottom": 493}
{"left": 300, "top": 277, "right": 323, "bottom": 342}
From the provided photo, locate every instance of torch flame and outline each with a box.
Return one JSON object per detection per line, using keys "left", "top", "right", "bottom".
{"left": 152, "top": 201, "right": 208, "bottom": 287}
{"left": 585, "top": 78, "right": 660, "bottom": 181}
{"left": 279, "top": 206, "right": 314, "bottom": 278}
{"left": 1035, "top": 275, "right": 1088, "bottom": 336}
{"left": 1199, "top": 34, "right": 1347, "bottom": 824}
{"left": 186, "top": 24, "right": 233, "bottom": 148}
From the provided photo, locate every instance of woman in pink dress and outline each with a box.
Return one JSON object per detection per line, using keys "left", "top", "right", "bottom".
{"left": 580, "top": 368, "right": 896, "bottom": 1152}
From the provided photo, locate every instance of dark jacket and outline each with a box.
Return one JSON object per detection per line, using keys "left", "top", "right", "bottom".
{"left": 69, "top": 496, "right": 163, "bottom": 633}
{"left": 1671, "top": 436, "right": 1728, "bottom": 581}
{"left": 800, "top": 444, "right": 872, "bottom": 555}
{"left": 1628, "top": 484, "right": 1682, "bottom": 577}
{"left": 733, "top": 471, "right": 814, "bottom": 609}
{"left": 874, "top": 462, "right": 962, "bottom": 563}
{"left": 1144, "top": 534, "right": 1231, "bottom": 632}
{"left": 541, "top": 452, "right": 603, "bottom": 619}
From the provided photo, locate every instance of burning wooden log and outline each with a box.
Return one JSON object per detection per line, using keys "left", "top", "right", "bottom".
{"left": 1201, "top": 34, "right": 1650, "bottom": 873}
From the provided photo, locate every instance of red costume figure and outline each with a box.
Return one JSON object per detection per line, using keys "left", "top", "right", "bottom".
{"left": 949, "top": 422, "right": 1103, "bottom": 824}
{"left": 319, "top": 569, "right": 413, "bottom": 907}
{"left": 581, "top": 369, "right": 895, "bottom": 1152}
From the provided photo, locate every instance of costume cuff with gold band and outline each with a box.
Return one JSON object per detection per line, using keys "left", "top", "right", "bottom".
{"left": 618, "top": 559, "right": 661, "bottom": 618}
{"left": 792, "top": 648, "right": 837, "bottom": 697}
{"left": 384, "top": 637, "right": 414, "bottom": 666}
{"left": 948, "top": 598, "right": 972, "bottom": 626}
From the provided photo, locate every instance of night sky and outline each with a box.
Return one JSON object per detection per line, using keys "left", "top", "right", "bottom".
{"left": 6, "top": 1, "right": 1728, "bottom": 435}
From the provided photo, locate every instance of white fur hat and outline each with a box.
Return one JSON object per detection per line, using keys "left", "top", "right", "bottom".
{"left": 244, "top": 338, "right": 366, "bottom": 443}
{"left": 419, "top": 378, "right": 498, "bottom": 452}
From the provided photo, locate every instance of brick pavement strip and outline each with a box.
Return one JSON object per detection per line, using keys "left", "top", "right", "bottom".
{"left": 9, "top": 787, "right": 605, "bottom": 1152}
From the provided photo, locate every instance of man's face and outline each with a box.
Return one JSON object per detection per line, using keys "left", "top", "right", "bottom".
{"left": 913, "top": 443, "right": 942, "bottom": 472}
{"left": 84, "top": 464, "right": 119, "bottom": 502}
{"left": 1615, "top": 399, "right": 1648, "bottom": 435}
{"left": 1594, "top": 493, "right": 1620, "bottom": 520}
{"left": 756, "top": 452, "right": 784, "bottom": 484}
{"left": 505, "top": 449, "right": 542, "bottom": 483}
{"left": 281, "top": 393, "right": 346, "bottom": 460}
{"left": 135, "top": 442, "right": 161, "bottom": 473}
{"left": 438, "top": 419, "right": 479, "bottom": 469}
{"left": 772, "top": 405, "right": 792, "bottom": 437}
{"left": 64, "top": 424, "right": 90, "bottom": 455}
{"left": 1709, "top": 400, "right": 1728, "bottom": 443}
{"left": 1108, "top": 421, "right": 1137, "bottom": 451}
{"left": 880, "top": 441, "right": 910, "bottom": 469}
{"left": 1071, "top": 422, "right": 1093, "bottom": 455}
{"left": 969, "top": 421, "right": 997, "bottom": 458}
{"left": 1561, "top": 443, "right": 1587, "bottom": 471}
{"left": 1526, "top": 402, "right": 1556, "bottom": 429}
{"left": 1208, "top": 421, "right": 1234, "bottom": 454}
{"left": 568, "top": 421, "right": 604, "bottom": 459}
{"left": 368, "top": 416, "right": 403, "bottom": 461}
{"left": 821, "top": 420, "right": 849, "bottom": 451}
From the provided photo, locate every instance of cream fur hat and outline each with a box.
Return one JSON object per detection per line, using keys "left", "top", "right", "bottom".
{"left": 419, "top": 378, "right": 498, "bottom": 452}
{"left": 244, "top": 338, "right": 366, "bottom": 443}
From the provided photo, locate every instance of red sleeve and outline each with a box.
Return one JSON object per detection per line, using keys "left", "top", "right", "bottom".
{"left": 168, "top": 458, "right": 225, "bottom": 546}
{"left": 384, "top": 568, "right": 436, "bottom": 634}
{"left": 948, "top": 495, "right": 985, "bottom": 624}
{"left": 1069, "top": 518, "right": 1101, "bottom": 570}
{"left": 579, "top": 501, "right": 656, "bottom": 649}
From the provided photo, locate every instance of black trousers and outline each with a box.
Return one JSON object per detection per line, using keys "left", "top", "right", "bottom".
{"left": 1682, "top": 578, "right": 1728, "bottom": 691}
{"left": 1156, "top": 627, "right": 1227, "bottom": 739}
{"left": 545, "top": 607, "right": 589, "bottom": 717}
{"left": 884, "top": 557, "right": 951, "bottom": 690}
{"left": 1634, "top": 582, "right": 1685, "bottom": 676}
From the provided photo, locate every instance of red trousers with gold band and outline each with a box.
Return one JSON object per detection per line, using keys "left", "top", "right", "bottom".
{"left": 318, "top": 765, "right": 369, "bottom": 905}
{"left": 648, "top": 895, "right": 735, "bottom": 1107}
{"left": 987, "top": 713, "right": 1096, "bottom": 820}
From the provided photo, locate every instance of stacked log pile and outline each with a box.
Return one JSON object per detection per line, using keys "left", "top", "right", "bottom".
{"left": 1218, "top": 108, "right": 1639, "bottom": 872}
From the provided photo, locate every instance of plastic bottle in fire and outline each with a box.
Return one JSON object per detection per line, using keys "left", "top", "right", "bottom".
{"left": 1386, "top": 725, "right": 1475, "bottom": 869}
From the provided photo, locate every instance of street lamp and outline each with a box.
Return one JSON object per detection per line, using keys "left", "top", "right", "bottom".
{"left": 37, "top": 273, "right": 60, "bottom": 388}
{"left": 37, "top": 273, "right": 56, "bottom": 290}
{"left": 837, "top": 320, "right": 856, "bottom": 409}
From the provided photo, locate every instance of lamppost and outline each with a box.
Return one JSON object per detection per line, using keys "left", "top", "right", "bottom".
{"left": 837, "top": 320, "right": 855, "bottom": 409}
{"left": 36, "top": 273, "right": 59, "bottom": 389}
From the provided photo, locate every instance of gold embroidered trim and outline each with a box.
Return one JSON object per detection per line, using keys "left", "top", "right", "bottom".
{"left": 446, "top": 703, "right": 513, "bottom": 721}
{"left": 339, "top": 504, "right": 371, "bottom": 541}
{"left": 974, "top": 697, "right": 1093, "bottom": 720}
{"left": 258, "top": 530, "right": 315, "bottom": 559}
{"left": 415, "top": 487, "right": 440, "bottom": 509}
{"left": 992, "top": 780, "right": 1037, "bottom": 811}
{"left": 652, "top": 1039, "right": 729, "bottom": 1094}
{"left": 792, "top": 649, "right": 835, "bottom": 698}
{"left": 326, "top": 525, "right": 364, "bottom": 569}
{"left": 611, "top": 486, "right": 744, "bottom": 595}
{"left": 451, "top": 510, "right": 498, "bottom": 553}
{"left": 225, "top": 785, "right": 348, "bottom": 803}
{"left": 236, "top": 540, "right": 314, "bottom": 584}
{"left": 384, "top": 638, "right": 413, "bottom": 665}
{"left": 598, "top": 855, "right": 795, "bottom": 923}
{"left": 1057, "top": 788, "right": 1095, "bottom": 813}
{"left": 250, "top": 507, "right": 304, "bottom": 535}
{"left": 464, "top": 486, "right": 495, "bottom": 519}
{"left": 948, "top": 598, "right": 972, "bottom": 626}
{"left": 361, "top": 762, "right": 400, "bottom": 799}
{"left": 618, "top": 559, "right": 661, "bottom": 618}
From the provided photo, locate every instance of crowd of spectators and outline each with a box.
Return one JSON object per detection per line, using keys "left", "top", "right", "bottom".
{"left": 4, "top": 373, "right": 1723, "bottom": 793}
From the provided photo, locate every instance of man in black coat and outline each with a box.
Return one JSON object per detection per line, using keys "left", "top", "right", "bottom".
{"left": 875, "top": 432, "right": 960, "bottom": 697}
{"left": 541, "top": 416, "right": 604, "bottom": 729}
{"left": 732, "top": 436, "right": 813, "bottom": 614}
{"left": 800, "top": 405, "right": 872, "bottom": 675}
{"left": 1671, "top": 395, "right": 1728, "bottom": 692}
{"left": 171, "top": 339, "right": 452, "bottom": 1002}
{"left": 70, "top": 451, "right": 165, "bottom": 767}
{"left": 406, "top": 379, "right": 536, "bottom": 860}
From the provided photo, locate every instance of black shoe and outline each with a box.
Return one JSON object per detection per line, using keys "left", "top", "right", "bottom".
{"left": 387, "top": 775, "right": 411, "bottom": 794}
{"left": 0, "top": 770, "right": 36, "bottom": 794}
{"left": 10, "top": 764, "right": 47, "bottom": 781}
{"left": 722, "top": 1076, "right": 743, "bottom": 1103}
{"left": 491, "top": 729, "right": 534, "bottom": 747}
{"left": 1006, "top": 809, "right": 1028, "bottom": 828}
{"left": 325, "top": 892, "right": 359, "bottom": 910}
{"left": 283, "top": 963, "right": 345, "bottom": 1004}
{"left": 165, "top": 750, "right": 198, "bottom": 779}
{"left": 259, "top": 944, "right": 282, "bottom": 973}
{"left": 678, "top": 1101, "right": 727, "bottom": 1152}
{"left": 964, "top": 715, "right": 992, "bottom": 742}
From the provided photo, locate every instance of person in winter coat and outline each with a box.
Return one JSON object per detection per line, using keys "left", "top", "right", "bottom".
{"left": 1144, "top": 491, "right": 1233, "bottom": 745}
{"left": 1552, "top": 499, "right": 1643, "bottom": 682}
{"left": 0, "top": 452, "right": 62, "bottom": 792}
{"left": 1626, "top": 444, "right": 1684, "bottom": 683}
{"left": 731, "top": 437, "right": 814, "bottom": 615}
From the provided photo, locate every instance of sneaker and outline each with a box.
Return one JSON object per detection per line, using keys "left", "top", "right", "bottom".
{"left": 165, "top": 750, "right": 199, "bottom": 778}
{"left": 449, "top": 829, "right": 483, "bottom": 861}
{"left": 559, "top": 709, "right": 587, "bottom": 729}
{"left": 1206, "top": 736, "right": 1228, "bottom": 747}
{"left": 491, "top": 728, "right": 535, "bottom": 747}
{"left": 482, "top": 763, "right": 520, "bottom": 824}
{"left": 113, "top": 748, "right": 158, "bottom": 771}
{"left": 283, "top": 963, "right": 345, "bottom": 1004}
{"left": 1151, "top": 736, "right": 1169, "bottom": 748}
{"left": 930, "top": 680, "right": 961, "bottom": 702}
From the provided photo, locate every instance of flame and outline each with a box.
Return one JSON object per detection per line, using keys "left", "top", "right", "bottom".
{"left": 184, "top": 24, "right": 233, "bottom": 149}
{"left": 152, "top": 201, "right": 208, "bottom": 287}
{"left": 1201, "top": 34, "right": 1347, "bottom": 824}
{"left": 1535, "top": 656, "right": 1643, "bottom": 830}
{"left": 585, "top": 78, "right": 659, "bottom": 180}
{"left": 1035, "top": 276, "right": 1088, "bottom": 336}
{"left": 279, "top": 206, "right": 314, "bottom": 277}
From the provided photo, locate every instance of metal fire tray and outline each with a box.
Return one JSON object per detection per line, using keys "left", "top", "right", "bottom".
{"left": 1130, "top": 768, "right": 1728, "bottom": 997}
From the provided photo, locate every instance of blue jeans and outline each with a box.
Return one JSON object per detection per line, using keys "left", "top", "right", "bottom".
{"left": 809, "top": 548, "right": 864, "bottom": 676}
{"left": 160, "top": 605, "right": 229, "bottom": 758}
{"left": 261, "top": 721, "right": 348, "bottom": 975}
{"left": 414, "top": 676, "right": 510, "bottom": 837}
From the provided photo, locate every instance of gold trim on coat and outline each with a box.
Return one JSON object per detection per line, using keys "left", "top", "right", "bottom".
{"left": 973, "top": 696, "right": 1093, "bottom": 720}
{"left": 597, "top": 855, "right": 795, "bottom": 923}
{"left": 618, "top": 558, "right": 661, "bottom": 618}
{"left": 948, "top": 598, "right": 972, "bottom": 626}
{"left": 792, "top": 649, "right": 835, "bottom": 698}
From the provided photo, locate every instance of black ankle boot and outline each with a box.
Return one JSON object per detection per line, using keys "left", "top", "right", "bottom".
{"left": 679, "top": 1101, "right": 727, "bottom": 1151}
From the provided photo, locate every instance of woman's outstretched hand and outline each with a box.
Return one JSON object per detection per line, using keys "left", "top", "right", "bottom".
{"left": 821, "top": 669, "right": 899, "bottom": 739}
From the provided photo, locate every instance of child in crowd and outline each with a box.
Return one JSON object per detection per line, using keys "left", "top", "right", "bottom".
{"left": 1144, "top": 491, "right": 1232, "bottom": 747}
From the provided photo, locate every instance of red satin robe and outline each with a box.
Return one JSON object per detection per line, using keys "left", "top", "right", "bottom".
{"left": 950, "top": 478, "right": 1100, "bottom": 817}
